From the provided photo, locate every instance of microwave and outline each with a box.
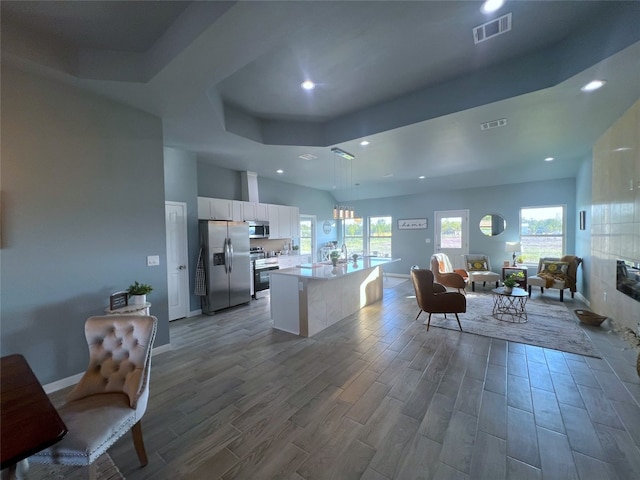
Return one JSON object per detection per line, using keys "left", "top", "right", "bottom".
{"left": 248, "top": 221, "right": 269, "bottom": 238}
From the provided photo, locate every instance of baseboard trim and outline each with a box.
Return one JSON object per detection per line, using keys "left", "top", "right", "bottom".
{"left": 43, "top": 342, "right": 172, "bottom": 394}
{"left": 189, "top": 309, "right": 202, "bottom": 317}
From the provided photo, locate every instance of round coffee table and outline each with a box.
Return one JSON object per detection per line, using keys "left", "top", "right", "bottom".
{"left": 491, "top": 287, "right": 528, "bottom": 323}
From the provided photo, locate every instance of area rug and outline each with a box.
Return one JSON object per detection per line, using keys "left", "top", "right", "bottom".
{"left": 424, "top": 291, "right": 601, "bottom": 358}
{"left": 26, "top": 453, "right": 124, "bottom": 480}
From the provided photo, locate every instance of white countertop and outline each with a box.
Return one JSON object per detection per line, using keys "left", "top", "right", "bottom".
{"left": 272, "top": 257, "right": 400, "bottom": 280}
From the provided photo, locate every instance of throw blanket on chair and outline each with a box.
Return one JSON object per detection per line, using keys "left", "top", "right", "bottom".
{"left": 537, "top": 255, "right": 578, "bottom": 291}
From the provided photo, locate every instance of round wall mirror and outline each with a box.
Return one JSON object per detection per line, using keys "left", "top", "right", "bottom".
{"left": 479, "top": 214, "right": 506, "bottom": 236}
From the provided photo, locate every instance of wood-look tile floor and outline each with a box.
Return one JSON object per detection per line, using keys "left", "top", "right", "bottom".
{"left": 53, "top": 282, "right": 640, "bottom": 479}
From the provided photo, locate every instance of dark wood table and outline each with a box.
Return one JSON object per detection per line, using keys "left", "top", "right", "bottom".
{"left": 1, "top": 354, "right": 67, "bottom": 474}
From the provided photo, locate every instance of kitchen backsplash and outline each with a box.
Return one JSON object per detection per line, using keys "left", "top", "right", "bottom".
{"left": 250, "top": 238, "right": 295, "bottom": 253}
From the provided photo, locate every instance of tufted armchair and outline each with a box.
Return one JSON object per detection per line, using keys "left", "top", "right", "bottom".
{"left": 528, "top": 256, "right": 582, "bottom": 301}
{"left": 430, "top": 253, "right": 468, "bottom": 294}
{"left": 463, "top": 254, "right": 500, "bottom": 291}
{"left": 30, "top": 315, "right": 157, "bottom": 476}
{"left": 411, "top": 269, "right": 466, "bottom": 331}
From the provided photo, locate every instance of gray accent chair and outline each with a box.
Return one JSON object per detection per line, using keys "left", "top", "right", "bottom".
{"left": 30, "top": 315, "right": 157, "bottom": 477}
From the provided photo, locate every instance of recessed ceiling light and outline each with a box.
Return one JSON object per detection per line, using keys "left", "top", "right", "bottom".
{"left": 301, "top": 80, "right": 315, "bottom": 90}
{"left": 614, "top": 147, "right": 631, "bottom": 152}
{"left": 544, "top": 157, "right": 554, "bottom": 162}
{"left": 418, "top": 175, "right": 425, "bottom": 179}
{"left": 481, "top": 0, "right": 505, "bottom": 14}
{"left": 276, "top": 169, "right": 284, "bottom": 174}
{"left": 383, "top": 173, "right": 393, "bottom": 178}
{"left": 360, "top": 140, "right": 370, "bottom": 146}
{"left": 581, "top": 80, "right": 606, "bottom": 92}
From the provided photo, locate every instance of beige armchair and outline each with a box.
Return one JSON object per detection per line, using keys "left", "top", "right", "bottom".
{"left": 430, "top": 253, "right": 468, "bottom": 293}
{"left": 463, "top": 254, "right": 500, "bottom": 291}
{"left": 411, "top": 269, "right": 466, "bottom": 331}
{"left": 528, "top": 256, "right": 582, "bottom": 301}
{"left": 30, "top": 315, "right": 157, "bottom": 476}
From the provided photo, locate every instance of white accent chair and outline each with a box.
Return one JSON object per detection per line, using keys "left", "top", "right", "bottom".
{"left": 430, "top": 253, "right": 468, "bottom": 294}
{"left": 462, "top": 254, "right": 500, "bottom": 292}
{"left": 30, "top": 315, "right": 157, "bottom": 478}
{"left": 528, "top": 256, "right": 582, "bottom": 301}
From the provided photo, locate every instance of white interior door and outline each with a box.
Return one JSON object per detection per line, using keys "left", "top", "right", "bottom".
{"left": 434, "top": 209, "right": 469, "bottom": 269}
{"left": 166, "top": 201, "right": 189, "bottom": 320}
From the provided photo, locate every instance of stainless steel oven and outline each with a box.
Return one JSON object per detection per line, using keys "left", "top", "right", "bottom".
{"left": 253, "top": 258, "right": 279, "bottom": 298}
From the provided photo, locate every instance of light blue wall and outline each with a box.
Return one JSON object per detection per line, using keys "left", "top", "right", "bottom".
{"left": 1, "top": 63, "right": 169, "bottom": 384}
{"left": 575, "top": 153, "right": 593, "bottom": 302}
{"left": 351, "top": 178, "right": 577, "bottom": 275}
{"left": 164, "top": 148, "right": 200, "bottom": 312}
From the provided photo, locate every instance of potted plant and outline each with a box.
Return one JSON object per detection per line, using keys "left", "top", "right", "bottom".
{"left": 127, "top": 281, "right": 153, "bottom": 305}
{"left": 503, "top": 274, "right": 519, "bottom": 293}
{"left": 330, "top": 250, "right": 341, "bottom": 266}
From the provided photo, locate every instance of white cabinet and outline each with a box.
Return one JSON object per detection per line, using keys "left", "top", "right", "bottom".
{"left": 278, "top": 205, "right": 292, "bottom": 239}
{"left": 268, "top": 204, "right": 280, "bottom": 238}
{"left": 242, "top": 202, "right": 269, "bottom": 221}
{"left": 290, "top": 206, "right": 300, "bottom": 238}
{"left": 197, "top": 197, "right": 242, "bottom": 221}
{"left": 256, "top": 203, "right": 269, "bottom": 221}
{"left": 268, "top": 204, "right": 299, "bottom": 239}
{"left": 242, "top": 201, "right": 257, "bottom": 221}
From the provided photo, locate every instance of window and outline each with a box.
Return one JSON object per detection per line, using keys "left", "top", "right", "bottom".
{"left": 368, "top": 216, "right": 392, "bottom": 257}
{"left": 344, "top": 218, "right": 364, "bottom": 256}
{"left": 520, "top": 206, "right": 565, "bottom": 263}
{"left": 299, "top": 217, "right": 313, "bottom": 257}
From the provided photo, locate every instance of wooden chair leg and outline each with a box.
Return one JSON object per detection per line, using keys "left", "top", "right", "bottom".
{"left": 472, "top": 281, "right": 475, "bottom": 292}
{"left": 415, "top": 310, "right": 423, "bottom": 322}
{"left": 454, "top": 313, "right": 463, "bottom": 332}
{"left": 528, "top": 286, "right": 532, "bottom": 297}
{"left": 131, "top": 421, "right": 148, "bottom": 467}
{"left": 427, "top": 313, "right": 432, "bottom": 331}
{"left": 560, "top": 289, "right": 564, "bottom": 302}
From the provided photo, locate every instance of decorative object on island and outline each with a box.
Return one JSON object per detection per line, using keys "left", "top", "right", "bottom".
{"left": 505, "top": 241, "right": 521, "bottom": 267}
{"left": 330, "top": 250, "right": 341, "bottom": 266}
{"left": 127, "top": 281, "right": 153, "bottom": 305}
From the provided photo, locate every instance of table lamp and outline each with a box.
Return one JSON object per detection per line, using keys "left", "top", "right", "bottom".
{"left": 505, "top": 242, "right": 521, "bottom": 267}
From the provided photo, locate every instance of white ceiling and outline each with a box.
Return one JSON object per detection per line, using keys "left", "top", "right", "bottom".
{"left": 2, "top": 1, "right": 639, "bottom": 201}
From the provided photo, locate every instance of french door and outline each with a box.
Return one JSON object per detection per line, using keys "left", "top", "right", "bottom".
{"left": 434, "top": 209, "right": 469, "bottom": 269}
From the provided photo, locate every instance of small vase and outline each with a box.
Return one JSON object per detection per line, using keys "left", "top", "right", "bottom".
{"left": 130, "top": 294, "right": 147, "bottom": 305}
{"left": 503, "top": 286, "right": 513, "bottom": 294}
{"left": 331, "top": 258, "right": 338, "bottom": 266}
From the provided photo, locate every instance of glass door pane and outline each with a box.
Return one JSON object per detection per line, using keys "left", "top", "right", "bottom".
{"left": 434, "top": 210, "right": 469, "bottom": 268}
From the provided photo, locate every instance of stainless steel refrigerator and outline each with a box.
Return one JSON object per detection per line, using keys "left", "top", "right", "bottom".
{"left": 199, "top": 220, "right": 251, "bottom": 314}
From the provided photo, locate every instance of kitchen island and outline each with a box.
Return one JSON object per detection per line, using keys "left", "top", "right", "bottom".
{"left": 270, "top": 257, "right": 400, "bottom": 337}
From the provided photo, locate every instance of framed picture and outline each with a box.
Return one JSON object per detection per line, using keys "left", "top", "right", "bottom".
{"left": 397, "top": 218, "right": 428, "bottom": 230}
{"left": 109, "top": 291, "right": 128, "bottom": 310}
{"left": 579, "top": 210, "right": 586, "bottom": 230}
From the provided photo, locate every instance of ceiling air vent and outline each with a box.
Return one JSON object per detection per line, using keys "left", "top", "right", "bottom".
{"left": 298, "top": 153, "right": 317, "bottom": 160}
{"left": 480, "top": 118, "right": 507, "bottom": 131}
{"left": 473, "top": 12, "right": 512, "bottom": 44}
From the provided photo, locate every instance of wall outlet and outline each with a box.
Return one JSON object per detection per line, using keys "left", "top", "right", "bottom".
{"left": 425, "top": 238, "right": 431, "bottom": 244}
{"left": 147, "top": 255, "right": 160, "bottom": 266}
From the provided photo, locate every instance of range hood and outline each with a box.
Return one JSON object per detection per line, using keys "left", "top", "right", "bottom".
{"left": 241, "top": 171, "right": 259, "bottom": 203}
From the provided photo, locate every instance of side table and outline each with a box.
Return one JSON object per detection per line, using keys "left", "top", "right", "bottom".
{"left": 104, "top": 302, "right": 151, "bottom": 316}
{"left": 502, "top": 265, "right": 528, "bottom": 290}
{"left": 492, "top": 287, "right": 529, "bottom": 323}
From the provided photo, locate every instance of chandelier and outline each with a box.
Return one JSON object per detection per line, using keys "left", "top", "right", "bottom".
{"left": 331, "top": 147, "right": 356, "bottom": 219}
